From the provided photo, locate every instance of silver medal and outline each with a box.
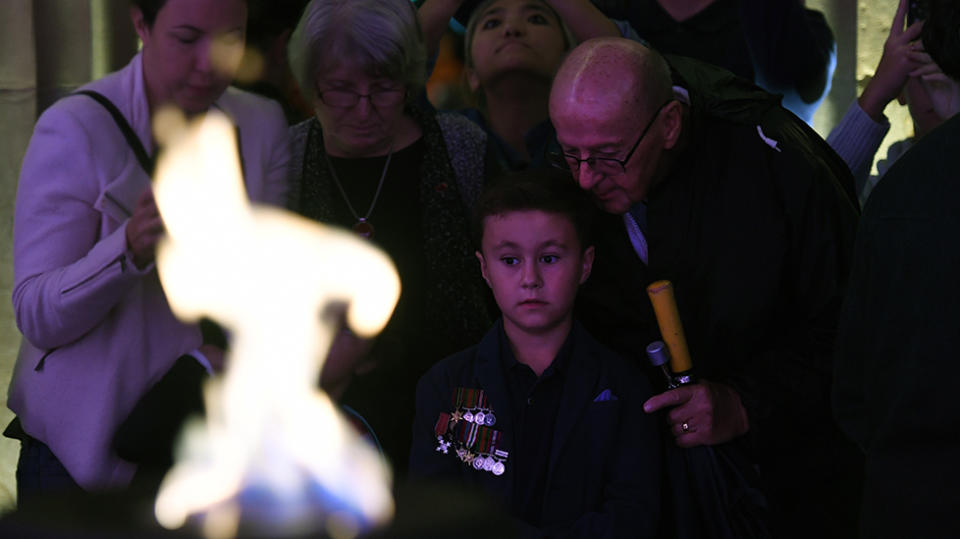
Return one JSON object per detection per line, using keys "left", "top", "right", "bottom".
{"left": 492, "top": 461, "right": 505, "bottom": 476}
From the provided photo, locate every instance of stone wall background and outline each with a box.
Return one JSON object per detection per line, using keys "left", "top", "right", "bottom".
{"left": 810, "top": 0, "right": 912, "bottom": 172}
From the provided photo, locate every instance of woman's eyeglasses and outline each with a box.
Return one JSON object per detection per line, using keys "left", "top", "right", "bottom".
{"left": 317, "top": 88, "right": 406, "bottom": 109}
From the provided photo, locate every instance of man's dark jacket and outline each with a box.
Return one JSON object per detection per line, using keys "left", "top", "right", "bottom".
{"left": 576, "top": 55, "right": 863, "bottom": 538}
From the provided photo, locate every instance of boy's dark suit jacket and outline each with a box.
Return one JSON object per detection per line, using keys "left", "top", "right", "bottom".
{"left": 409, "top": 319, "right": 661, "bottom": 538}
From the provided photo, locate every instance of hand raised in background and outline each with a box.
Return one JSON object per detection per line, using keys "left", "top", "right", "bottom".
{"left": 859, "top": 0, "right": 927, "bottom": 121}
{"left": 909, "top": 56, "right": 960, "bottom": 121}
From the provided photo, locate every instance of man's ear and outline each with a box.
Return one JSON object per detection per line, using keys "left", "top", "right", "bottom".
{"left": 476, "top": 251, "right": 491, "bottom": 287}
{"left": 130, "top": 5, "right": 150, "bottom": 45}
{"left": 579, "top": 245, "right": 595, "bottom": 285}
{"left": 660, "top": 100, "right": 684, "bottom": 150}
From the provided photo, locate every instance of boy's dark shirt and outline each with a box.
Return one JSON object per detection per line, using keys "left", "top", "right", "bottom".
{"left": 500, "top": 325, "right": 573, "bottom": 526}
{"left": 409, "top": 318, "right": 661, "bottom": 537}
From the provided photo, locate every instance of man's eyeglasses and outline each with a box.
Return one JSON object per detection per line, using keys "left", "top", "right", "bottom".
{"left": 549, "top": 100, "right": 673, "bottom": 176}
{"left": 317, "top": 88, "right": 406, "bottom": 109}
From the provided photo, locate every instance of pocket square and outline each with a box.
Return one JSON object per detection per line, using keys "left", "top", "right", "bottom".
{"left": 593, "top": 389, "right": 618, "bottom": 402}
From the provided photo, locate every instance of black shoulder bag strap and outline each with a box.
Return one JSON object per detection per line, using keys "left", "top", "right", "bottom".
{"left": 74, "top": 90, "right": 154, "bottom": 176}
{"left": 75, "top": 91, "right": 252, "bottom": 182}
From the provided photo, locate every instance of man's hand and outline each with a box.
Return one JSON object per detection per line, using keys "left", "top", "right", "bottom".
{"left": 643, "top": 380, "right": 750, "bottom": 447}
{"left": 125, "top": 189, "right": 165, "bottom": 269}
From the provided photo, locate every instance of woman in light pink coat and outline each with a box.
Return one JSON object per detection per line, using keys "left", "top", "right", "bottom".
{"left": 8, "top": 0, "right": 289, "bottom": 503}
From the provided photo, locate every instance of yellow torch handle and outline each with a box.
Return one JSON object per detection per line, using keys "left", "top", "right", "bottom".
{"left": 646, "top": 280, "right": 693, "bottom": 373}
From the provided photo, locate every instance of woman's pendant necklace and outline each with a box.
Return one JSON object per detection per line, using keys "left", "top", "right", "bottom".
{"left": 324, "top": 145, "right": 394, "bottom": 239}
{"left": 353, "top": 218, "right": 374, "bottom": 238}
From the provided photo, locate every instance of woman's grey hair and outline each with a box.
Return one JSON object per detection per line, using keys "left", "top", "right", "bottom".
{"left": 288, "top": 0, "right": 426, "bottom": 103}
{"left": 463, "top": 0, "right": 576, "bottom": 70}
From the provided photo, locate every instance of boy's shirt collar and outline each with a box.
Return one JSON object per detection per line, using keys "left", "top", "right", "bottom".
{"left": 496, "top": 318, "right": 576, "bottom": 379}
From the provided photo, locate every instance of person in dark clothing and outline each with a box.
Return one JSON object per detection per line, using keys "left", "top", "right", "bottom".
{"left": 601, "top": 0, "right": 835, "bottom": 124}
{"left": 618, "top": 0, "right": 754, "bottom": 81}
{"left": 233, "top": 0, "right": 312, "bottom": 124}
{"left": 549, "top": 38, "right": 861, "bottom": 538}
{"left": 834, "top": 1, "right": 960, "bottom": 536}
{"left": 409, "top": 169, "right": 661, "bottom": 537}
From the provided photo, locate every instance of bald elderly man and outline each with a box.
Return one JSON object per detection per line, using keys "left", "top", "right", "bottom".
{"left": 549, "top": 38, "right": 861, "bottom": 538}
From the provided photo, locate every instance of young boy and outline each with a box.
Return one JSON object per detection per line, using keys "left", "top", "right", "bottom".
{"left": 408, "top": 169, "right": 661, "bottom": 537}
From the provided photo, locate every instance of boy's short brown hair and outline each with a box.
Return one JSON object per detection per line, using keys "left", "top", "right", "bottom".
{"left": 473, "top": 168, "right": 596, "bottom": 250}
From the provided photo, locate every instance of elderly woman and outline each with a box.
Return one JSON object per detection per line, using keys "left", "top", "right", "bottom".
{"left": 287, "top": 0, "right": 494, "bottom": 475}
{"left": 8, "top": 0, "right": 289, "bottom": 502}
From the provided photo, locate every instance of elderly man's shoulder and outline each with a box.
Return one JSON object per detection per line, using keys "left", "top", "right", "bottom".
{"left": 692, "top": 93, "right": 850, "bottom": 182}
{"left": 680, "top": 110, "right": 856, "bottom": 217}
{"left": 668, "top": 53, "right": 836, "bottom": 162}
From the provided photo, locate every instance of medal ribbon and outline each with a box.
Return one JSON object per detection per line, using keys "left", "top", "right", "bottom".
{"left": 460, "top": 421, "right": 478, "bottom": 448}
{"left": 452, "top": 387, "right": 489, "bottom": 409}
{"left": 455, "top": 422, "right": 501, "bottom": 454}
{"left": 434, "top": 412, "right": 450, "bottom": 437}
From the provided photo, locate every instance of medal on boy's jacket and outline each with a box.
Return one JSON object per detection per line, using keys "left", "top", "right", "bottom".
{"left": 433, "top": 387, "right": 508, "bottom": 476}
{"left": 451, "top": 387, "right": 498, "bottom": 426}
